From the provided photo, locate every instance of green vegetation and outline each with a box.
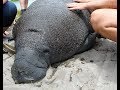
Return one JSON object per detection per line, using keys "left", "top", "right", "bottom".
{"left": 15, "top": 9, "right": 21, "bottom": 21}
{"left": 11, "top": 0, "right": 19, "bottom": 2}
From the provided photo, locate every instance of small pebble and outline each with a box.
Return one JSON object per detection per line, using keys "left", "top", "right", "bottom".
{"left": 81, "top": 62, "right": 85, "bottom": 64}
{"left": 80, "top": 58, "right": 85, "bottom": 61}
{"left": 90, "top": 60, "right": 94, "bottom": 63}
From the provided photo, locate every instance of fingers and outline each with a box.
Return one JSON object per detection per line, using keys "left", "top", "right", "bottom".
{"left": 66, "top": 3, "right": 87, "bottom": 10}
{"left": 73, "top": 0, "right": 92, "bottom": 3}
{"left": 73, "top": 0, "right": 82, "bottom": 3}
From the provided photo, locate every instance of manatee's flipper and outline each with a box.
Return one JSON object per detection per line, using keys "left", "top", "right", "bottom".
{"left": 77, "top": 32, "right": 97, "bottom": 53}
{"left": 11, "top": 47, "right": 50, "bottom": 84}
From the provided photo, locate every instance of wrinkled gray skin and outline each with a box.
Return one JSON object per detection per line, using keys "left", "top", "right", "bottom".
{"left": 11, "top": 0, "right": 96, "bottom": 84}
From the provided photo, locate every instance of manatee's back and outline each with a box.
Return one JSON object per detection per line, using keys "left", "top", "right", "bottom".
{"left": 13, "top": 0, "right": 91, "bottom": 64}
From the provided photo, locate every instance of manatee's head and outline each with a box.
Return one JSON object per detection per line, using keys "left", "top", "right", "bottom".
{"left": 11, "top": 47, "right": 50, "bottom": 84}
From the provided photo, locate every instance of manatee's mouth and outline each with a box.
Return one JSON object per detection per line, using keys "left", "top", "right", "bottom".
{"left": 11, "top": 60, "right": 48, "bottom": 84}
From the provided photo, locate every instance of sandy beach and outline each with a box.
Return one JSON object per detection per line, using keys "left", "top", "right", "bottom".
{"left": 3, "top": 37, "right": 117, "bottom": 90}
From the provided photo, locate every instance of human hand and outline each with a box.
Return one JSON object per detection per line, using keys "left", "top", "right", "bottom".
{"left": 66, "top": 2, "right": 88, "bottom": 10}
{"left": 67, "top": 0, "right": 117, "bottom": 11}
{"left": 66, "top": 0, "right": 94, "bottom": 10}
{"left": 3, "top": 0, "right": 8, "bottom": 4}
{"left": 73, "top": 0, "right": 94, "bottom": 3}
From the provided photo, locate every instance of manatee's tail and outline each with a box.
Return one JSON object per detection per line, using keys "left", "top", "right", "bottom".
{"left": 11, "top": 47, "right": 50, "bottom": 84}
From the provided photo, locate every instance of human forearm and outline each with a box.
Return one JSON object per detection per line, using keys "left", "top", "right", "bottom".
{"left": 108, "top": 0, "right": 117, "bottom": 9}
{"left": 86, "top": 0, "right": 117, "bottom": 9}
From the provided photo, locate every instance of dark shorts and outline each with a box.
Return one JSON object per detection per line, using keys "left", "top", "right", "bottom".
{"left": 3, "top": 1, "right": 17, "bottom": 27}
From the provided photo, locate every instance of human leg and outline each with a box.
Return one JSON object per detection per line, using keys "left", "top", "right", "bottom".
{"left": 3, "top": 1, "right": 17, "bottom": 29}
{"left": 90, "top": 9, "right": 117, "bottom": 42}
{"left": 3, "top": 1, "right": 17, "bottom": 53}
{"left": 19, "top": 0, "right": 28, "bottom": 9}
{"left": 19, "top": 0, "right": 28, "bottom": 14}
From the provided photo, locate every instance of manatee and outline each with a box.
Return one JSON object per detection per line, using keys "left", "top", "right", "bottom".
{"left": 11, "top": 0, "right": 97, "bottom": 84}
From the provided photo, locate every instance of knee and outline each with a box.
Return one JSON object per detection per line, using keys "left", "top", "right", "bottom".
{"left": 3, "top": 1, "right": 17, "bottom": 27}
{"left": 7, "top": 1, "right": 17, "bottom": 16}
{"left": 90, "top": 9, "right": 107, "bottom": 33}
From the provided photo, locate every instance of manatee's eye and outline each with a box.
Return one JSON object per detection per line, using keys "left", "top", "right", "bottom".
{"left": 28, "top": 29, "right": 39, "bottom": 32}
{"left": 43, "top": 49, "right": 50, "bottom": 53}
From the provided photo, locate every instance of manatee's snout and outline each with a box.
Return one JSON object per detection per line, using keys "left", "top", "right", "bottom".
{"left": 11, "top": 63, "right": 47, "bottom": 84}
{"left": 11, "top": 47, "right": 49, "bottom": 83}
